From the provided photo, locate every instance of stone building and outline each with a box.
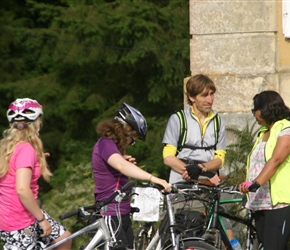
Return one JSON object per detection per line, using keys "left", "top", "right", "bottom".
{"left": 187, "top": 0, "right": 290, "bottom": 132}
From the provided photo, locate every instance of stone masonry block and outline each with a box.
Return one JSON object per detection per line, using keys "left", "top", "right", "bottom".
{"left": 190, "top": 33, "right": 276, "bottom": 75}
{"left": 189, "top": 0, "right": 276, "bottom": 34}
{"left": 212, "top": 74, "right": 279, "bottom": 112}
{"left": 280, "top": 73, "right": 290, "bottom": 107}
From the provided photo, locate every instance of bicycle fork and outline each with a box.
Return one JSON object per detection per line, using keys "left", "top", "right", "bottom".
{"left": 203, "top": 199, "right": 223, "bottom": 249}
{"left": 145, "top": 194, "right": 180, "bottom": 250}
{"left": 166, "top": 194, "right": 180, "bottom": 250}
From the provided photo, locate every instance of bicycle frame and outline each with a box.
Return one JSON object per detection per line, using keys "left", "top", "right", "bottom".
{"left": 217, "top": 205, "right": 257, "bottom": 250}
{"left": 205, "top": 192, "right": 258, "bottom": 250}
{"left": 45, "top": 217, "right": 111, "bottom": 250}
{"left": 144, "top": 190, "right": 205, "bottom": 250}
{"left": 137, "top": 182, "right": 259, "bottom": 250}
{"left": 45, "top": 181, "right": 136, "bottom": 250}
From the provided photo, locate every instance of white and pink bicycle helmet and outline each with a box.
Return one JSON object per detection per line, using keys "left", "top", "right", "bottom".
{"left": 7, "top": 98, "right": 43, "bottom": 123}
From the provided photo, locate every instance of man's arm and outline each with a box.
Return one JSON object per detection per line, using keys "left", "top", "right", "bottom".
{"left": 163, "top": 144, "right": 187, "bottom": 174}
{"left": 201, "top": 149, "right": 226, "bottom": 172}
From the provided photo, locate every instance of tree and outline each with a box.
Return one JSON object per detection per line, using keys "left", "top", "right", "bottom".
{"left": 0, "top": 0, "right": 190, "bottom": 188}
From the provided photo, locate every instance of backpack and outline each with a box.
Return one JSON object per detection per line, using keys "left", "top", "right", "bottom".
{"left": 176, "top": 110, "right": 221, "bottom": 154}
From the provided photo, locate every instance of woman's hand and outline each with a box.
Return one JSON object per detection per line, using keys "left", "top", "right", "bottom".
{"left": 38, "top": 218, "right": 52, "bottom": 237}
{"left": 44, "top": 152, "right": 50, "bottom": 158}
{"left": 239, "top": 181, "right": 251, "bottom": 193}
{"left": 240, "top": 181, "right": 260, "bottom": 193}
{"left": 124, "top": 155, "right": 137, "bottom": 165}
{"left": 151, "top": 176, "right": 171, "bottom": 193}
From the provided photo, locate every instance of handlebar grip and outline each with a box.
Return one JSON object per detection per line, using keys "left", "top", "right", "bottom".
{"left": 230, "top": 185, "right": 239, "bottom": 192}
{"left": 149, "top": 183, "right": 164, "bottom": 191}
{"left": 173, "top": 181, "right": 196, "bottom": 190}
{"left": 59, "top": 182, "right": 136, "bottom": 219}
{"left": 59, "top": 209, "right": 79, "bottom": 220}
{"left": 149, "top": 183, "right": 178, "bottom": 194}
{"left": 95, "top": 181, "right": 136, "bottom": 210}
{"left": 120, "top": 181, "right": 136, "bottom": 192}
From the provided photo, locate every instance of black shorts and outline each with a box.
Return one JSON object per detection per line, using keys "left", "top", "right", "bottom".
{"left": 104, "top": 213, "right": 134, "bottom": 249}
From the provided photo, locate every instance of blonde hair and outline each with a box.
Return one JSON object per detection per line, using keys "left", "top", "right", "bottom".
{"left": 0, "top": 118, "right": 52, "bottom": 182}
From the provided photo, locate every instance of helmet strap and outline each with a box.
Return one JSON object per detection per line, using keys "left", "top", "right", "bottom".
{"left": 126, "top": 134, "right": 136, "bottom": 145}
{"left": 13, "top": 122, "right": 31, "bottom": 130}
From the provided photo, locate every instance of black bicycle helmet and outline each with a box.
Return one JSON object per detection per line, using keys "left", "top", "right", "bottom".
{"left": 115, "top": 103, "right": 147, "bottom": 141}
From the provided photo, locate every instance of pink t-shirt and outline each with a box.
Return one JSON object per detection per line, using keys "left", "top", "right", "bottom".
{"left": 0, "top": 142, "right": 41, "bottom": 231}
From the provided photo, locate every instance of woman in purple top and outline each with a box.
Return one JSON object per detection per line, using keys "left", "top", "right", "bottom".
{"left": 92, "top": 103, "right": 171, "bottom": 249}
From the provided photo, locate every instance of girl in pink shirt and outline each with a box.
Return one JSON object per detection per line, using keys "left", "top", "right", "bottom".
{"left": 0, "top": 98, "right": 71, "bottom": 249}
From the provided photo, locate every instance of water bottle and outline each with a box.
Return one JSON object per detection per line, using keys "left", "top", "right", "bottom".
{"left": 230, "top": 239, "right": 242, "bottom": 250}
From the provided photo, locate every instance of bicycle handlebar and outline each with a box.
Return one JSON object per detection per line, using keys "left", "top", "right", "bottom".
{"left": 150, "top": 181, "right": 240, "bottom": 195}
{"left": 149, "top": 183, "right": 179, "bottom": 194}
{"left": 59, "top": 181, "right": 136, "bottom": 220}
{"left": 172, "top": 181, "right": 240, "bottom": 194}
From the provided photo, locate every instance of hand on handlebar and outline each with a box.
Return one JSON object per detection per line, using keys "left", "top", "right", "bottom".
{"left": 239, "top": 180, "right": 260, "bottom": 193}
{"left": 150, "top": 176, "right": 171, "bottom": 193}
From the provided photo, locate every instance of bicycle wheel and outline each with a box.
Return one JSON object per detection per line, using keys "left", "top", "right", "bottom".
{"left": 163, "top": 239, "right": 218, "bottom": 250}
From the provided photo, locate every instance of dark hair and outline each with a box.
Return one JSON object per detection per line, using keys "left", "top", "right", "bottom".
{"left": 96, "top": 119, "right": 136, "bottom": 153}
{"left": 186, "top": 74, "right": 216, "bottom": 105}
{"left": 253, "top": 90, "right": 290, "bottom": 125}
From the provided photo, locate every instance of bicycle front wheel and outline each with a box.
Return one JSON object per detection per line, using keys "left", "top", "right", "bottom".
{"left": 163, "top": 239, "right": 218, "bottom": 250}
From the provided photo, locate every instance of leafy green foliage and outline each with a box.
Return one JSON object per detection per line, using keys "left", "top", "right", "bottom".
{"left": 41, "top": 162, "right": 95, "bottom": 248}
{"left": 224, "top": 121, "right": 259, "bottom": 185}
{"left": 0, "top": 0, "right": 189, "bottom": 192}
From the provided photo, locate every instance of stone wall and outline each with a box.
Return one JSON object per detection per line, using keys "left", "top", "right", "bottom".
{"left": 187, "top": 0, "right": 290, "bottom": 144}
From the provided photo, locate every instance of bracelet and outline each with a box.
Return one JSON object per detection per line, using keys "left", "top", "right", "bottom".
{"left": 149, "top": 175, "right": 153, "bottom": 182}
{"left": 201, "top": 163, "right": 207, "bottom": 172}
{"left": 36, "top": 215, "right": 45, "bottom": 223}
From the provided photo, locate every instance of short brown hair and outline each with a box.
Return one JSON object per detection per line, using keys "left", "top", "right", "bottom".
{"left": 185, "top": 74, "right": 216, "bottom": 105}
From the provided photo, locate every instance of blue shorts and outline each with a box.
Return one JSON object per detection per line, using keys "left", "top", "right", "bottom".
{"left": 0, "top": 210, "right": 67, "bottom": 250}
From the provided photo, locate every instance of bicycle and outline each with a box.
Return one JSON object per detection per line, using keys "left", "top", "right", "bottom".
{"left": 131, "top": 184, "right": 162, "bottom": 250}
{"left": 44, "top": 181, "right": 136, "bottom": 250}
{"left": 134, "top": 221, "right": 155, "bottom": 250}
{"left": 171, "top": 180, "right": 261, "bottom": 250}
{"left": 135, "top": 180, "right": 260, "bottom": 250}
{"left": 134, "top": 182, "right": 217, "bottom": 250}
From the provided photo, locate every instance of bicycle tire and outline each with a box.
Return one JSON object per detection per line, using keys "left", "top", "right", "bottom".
{"left": 163, "top": 239, "right": 218, "bottom": 250}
